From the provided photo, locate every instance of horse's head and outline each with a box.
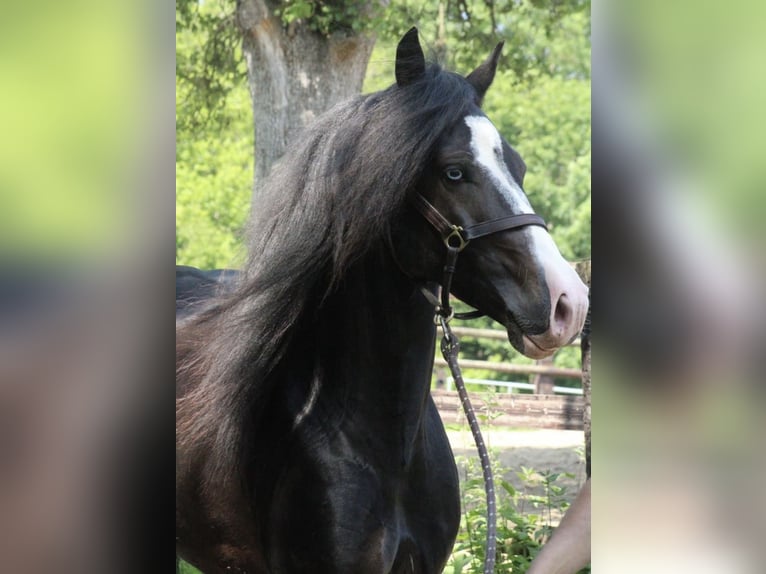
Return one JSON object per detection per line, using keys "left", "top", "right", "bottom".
{"left": 392, "top": 28, "right": 588, "bottom": 359}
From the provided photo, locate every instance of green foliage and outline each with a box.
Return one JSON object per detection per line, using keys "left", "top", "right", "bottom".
{"left": 176, "top": 0, "right": 252, "bottom": 268}
{"left": 176, "top": 0, "right": 243, "bottom": 133}
{"left": 176, "top": 82, "right": 252, "bottom": 268}
{"left": 372, "top": 0, "right": 589, "bottom": 80}
{"left": 449, "top": 454, "right": 590, "bottom": 573}
{"left": 178, "top": 560, "right": 202, "bottom": 574}
{"left": 275, "top": 0, "right": 384, "bottom": 36}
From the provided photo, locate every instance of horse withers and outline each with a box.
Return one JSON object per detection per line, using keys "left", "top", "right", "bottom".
{"left": 176, "top": 28, "right": 588, "bottom": 574}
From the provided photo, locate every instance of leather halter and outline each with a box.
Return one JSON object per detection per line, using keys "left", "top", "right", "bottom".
{"left": 411, "top": 193, "right": 547, "bottom": 246}
{"left": 409, "top": 192, "right": 548, "bottom": 574}
{"left": 410, "top": 193, "right": 548, "bottom": 321}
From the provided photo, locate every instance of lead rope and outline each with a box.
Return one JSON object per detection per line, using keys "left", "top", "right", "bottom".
{"left": 436, "top": 245, "right": 497, "bottom": 574}
{"left": 409, "top": 193, "right": 546, "bottom": 573}
{"left": 439, "top": 316, "right": 497, "bottom": 573}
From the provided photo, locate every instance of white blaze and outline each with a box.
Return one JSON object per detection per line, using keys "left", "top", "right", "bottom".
{"left": 464, "top": 115, "right": 589, "bottom": 355}
{"left": 464, "top": 115, "right": 533, "bottom": 214}
{"left": 464, "top": 115, "right": 565, "bottom": 270}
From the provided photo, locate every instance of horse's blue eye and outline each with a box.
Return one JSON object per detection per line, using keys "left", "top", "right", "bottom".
{"left": 445, "top": 168, "right": 463, "bottom": 181}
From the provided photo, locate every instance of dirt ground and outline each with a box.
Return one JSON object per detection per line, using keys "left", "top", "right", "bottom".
{"left": 447, "top": 428, "right": 588, "bottom": 524}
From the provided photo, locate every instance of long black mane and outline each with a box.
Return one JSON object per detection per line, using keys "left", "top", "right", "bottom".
{"left": 177, "top": 63, "right": 481, "bottom": 485}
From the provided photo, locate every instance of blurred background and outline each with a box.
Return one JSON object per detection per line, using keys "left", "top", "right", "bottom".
{"left": 592, "top": 1, "right": 765, "bottom": 572}
{"left": 0, "top": 1, "right": 175, "bottom": 572}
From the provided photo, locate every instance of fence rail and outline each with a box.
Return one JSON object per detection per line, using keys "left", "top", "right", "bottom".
{"left": 444, "top": 377, "right": 583, "bottom": 395}
{"left": 432, "top": 389, "right": 584, "bottom": 430}
{"left": 431, "top": 318, "right": 586, "bottom": 428}
{"left": 433, "top": 356, "right": 582, "bottom": 379}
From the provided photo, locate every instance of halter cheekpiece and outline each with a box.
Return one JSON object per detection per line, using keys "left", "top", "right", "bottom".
{"left": 410, "top": 193, "right": 548, "bottom": 322}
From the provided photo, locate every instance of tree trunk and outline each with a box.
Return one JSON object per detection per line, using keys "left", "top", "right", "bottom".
{"left": 236, "top": 1, "right": 377, "bottom": 190}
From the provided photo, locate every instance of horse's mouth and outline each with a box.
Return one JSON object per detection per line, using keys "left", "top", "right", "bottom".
{"left": 503, "top": 320, "right": 558, "bottom": 360}
{"left": 520, "top": 334, "right": 557, "bottom": 359}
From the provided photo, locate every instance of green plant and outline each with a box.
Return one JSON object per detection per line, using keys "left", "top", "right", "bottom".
{"left": 447, "top": 455, "right": 590, "bottom": 573}
{"left": 177, "top": 559, "right": 202, "bottom": 574}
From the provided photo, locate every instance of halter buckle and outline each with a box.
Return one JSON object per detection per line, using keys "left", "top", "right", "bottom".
{"left": 444, "top": 226, "right": 468, "bottom": 252}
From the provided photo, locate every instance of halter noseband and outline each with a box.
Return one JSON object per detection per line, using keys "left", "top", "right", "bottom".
{"left": 410, "top": 193, "right": 548, "bottom": 321}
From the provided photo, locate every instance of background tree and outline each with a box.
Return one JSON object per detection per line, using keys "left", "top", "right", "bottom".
{"left": 176, "top": 0, "right": 386, "bottom": 267}
{"left": 178, "top": 0, "right": 385, "bottom": 186}
{"left": 236, "top": 0, "right": 386, "bottom": 185}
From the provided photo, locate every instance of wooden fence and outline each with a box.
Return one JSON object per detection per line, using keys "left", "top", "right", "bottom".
{"left": 432, "top": 389, "right": 584, "bottom": 430}
{"left": 433, "top": 356, "right": 582, "bottom": 379}
{"left": 430, "top": 260, "right": 590, "bottom": 431}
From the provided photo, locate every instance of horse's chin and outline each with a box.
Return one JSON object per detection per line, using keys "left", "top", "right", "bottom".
{"left": 519, "top": 334, "right": 557, "bottom": 359}
{"left": 505, "top": 326, "right": 557, "bottom": 360}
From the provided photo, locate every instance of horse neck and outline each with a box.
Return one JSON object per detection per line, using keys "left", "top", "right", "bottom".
{"left": 288, "top": 246, "right": 438, "bottom": 446}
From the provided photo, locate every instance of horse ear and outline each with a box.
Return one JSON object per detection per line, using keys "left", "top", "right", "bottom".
{"left": 396, "top": 27, "right": 426, "bottom": 87}
{"left": 466, "top": 42, "right": 504, "bottom": 103}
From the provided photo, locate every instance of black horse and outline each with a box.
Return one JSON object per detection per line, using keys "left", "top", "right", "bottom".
{"left": 175, "top": 265, "right": 238, "bottom": 318}
{"left": 176, "top": 28, "right": 588, "bottom": 574}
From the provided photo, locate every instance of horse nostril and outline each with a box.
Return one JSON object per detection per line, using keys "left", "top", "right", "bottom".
{"left": 554, "top": 293, "right": 572, "bottom": 328}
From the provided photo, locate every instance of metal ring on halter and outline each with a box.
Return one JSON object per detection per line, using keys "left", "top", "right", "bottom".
{"left": 433, "top": 306, "right": 455, "bottom": 325}
{"left": 443, "top": 226, "right": 468, "bottom": 252}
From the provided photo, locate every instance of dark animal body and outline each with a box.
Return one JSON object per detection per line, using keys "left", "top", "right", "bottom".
{"left": 176, "top": 28, "right": 588, "bottom": 574}
{"left": 175, "top": 266, "right": 239, "bottom": 318}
